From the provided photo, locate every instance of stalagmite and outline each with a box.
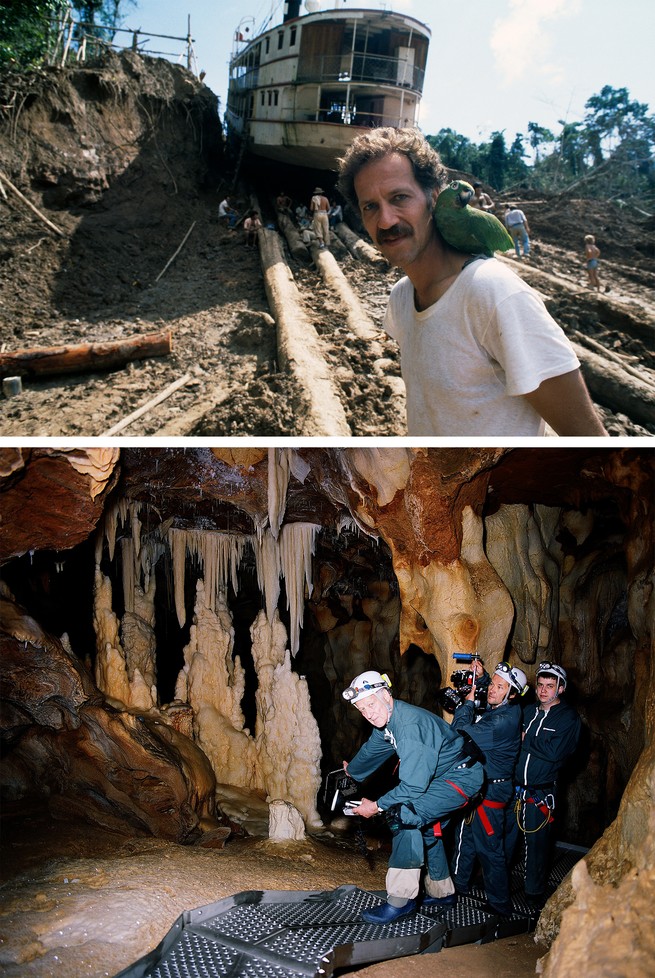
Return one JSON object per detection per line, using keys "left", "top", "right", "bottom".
{"left": 268, "top": 799, "right": 306, "bottom": 842}
{"left": 251, "top": 610, "right": 323, "bottom": 829}
{"left": 179, "top": 581, "right": 260, "bottom": 790}
{"left": 93, "top": 566, "right": 132, "bottom": 706}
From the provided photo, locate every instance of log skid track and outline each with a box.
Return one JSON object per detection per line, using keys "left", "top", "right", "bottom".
{"left": 1, "top": 195, "right": 653, "bottom": 437}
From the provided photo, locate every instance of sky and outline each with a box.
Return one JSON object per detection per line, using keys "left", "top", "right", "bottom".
{"left": 126, "top": 0, "right": 654, "bottom": 146}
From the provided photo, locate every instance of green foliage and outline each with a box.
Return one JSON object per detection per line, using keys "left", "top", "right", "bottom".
{"left": 0, "top": 0, "right": 134, "bottom": 67}
{"left": 0, "top": 1, "right": 68, "bottom": 67}
{"left": 426, "top": 85, "right": 654, "bottom": 204}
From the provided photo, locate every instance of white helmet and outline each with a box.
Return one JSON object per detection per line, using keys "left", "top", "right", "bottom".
{"left": 537, "top": 661, "right": 567, "bottom": 690}
{"left": 342, "top": 671, "right": 391, "bottom": 704}
{"left": 494, "top": 662, "right": 529, "bottom": 696}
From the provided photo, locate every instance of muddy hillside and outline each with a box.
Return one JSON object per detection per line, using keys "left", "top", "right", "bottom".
{"left": 1, "top": 52, "right": 654, "bottom": 437}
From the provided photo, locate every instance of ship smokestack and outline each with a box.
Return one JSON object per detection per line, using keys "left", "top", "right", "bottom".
{"left": 283, "top": 1, "right": 301, "bottom": 22}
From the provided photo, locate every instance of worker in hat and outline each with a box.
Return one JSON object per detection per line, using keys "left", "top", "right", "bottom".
{"left": 310, "top": 187, "right": 330, "bottom": 247}
{"left": 506, "top": 661, "right": 581, "bottom": 909}
{"left": 341, "top": 670, "right": 484, "bottom": 924}
{"left": 450, "top": 661, "right": 528, "bottom": 915}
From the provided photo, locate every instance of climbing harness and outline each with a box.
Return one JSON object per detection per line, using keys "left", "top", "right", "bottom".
{"left": 514, "top": 786, "right": 555, "bottom": 833}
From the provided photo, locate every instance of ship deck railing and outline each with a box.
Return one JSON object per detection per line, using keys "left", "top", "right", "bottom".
{"left": 230, "top": 53, "right": 425, "bottom": 94}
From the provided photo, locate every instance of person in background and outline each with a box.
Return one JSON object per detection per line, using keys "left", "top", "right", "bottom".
{"left": 451, "top": 661, "right": 527, "bottom": 915}
{"left": 328, "top": 201, "right": 343, "bottom": 228}
{"left": 504, "top": 203, "right": 531, "bottom": 259}
{"left": 342, "top": 670, "right": 484, "bottom": 924}
{"left": 276, "top": 191, "right": 293, "bottom": 216}
{"left": 243, "top": 209, "right": 262, "bottom": 248}
{"left": 218, "top": 195, "right": 238, "bottom": 228}
{"left": 583, "top": 234, "right": 603, "bottom": 291}
{"left": 310, "top": 186, "right": 331, "bottom": 247}
{"left": 471, "top": 181, "right": 495, "bottom": 211}
{"left": 506, "top": 662, "right": 581, "bottom": 910}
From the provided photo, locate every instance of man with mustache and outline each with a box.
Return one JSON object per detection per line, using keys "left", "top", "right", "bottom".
{"left": 337, "top": 128, "right": 607, "bottom": 436}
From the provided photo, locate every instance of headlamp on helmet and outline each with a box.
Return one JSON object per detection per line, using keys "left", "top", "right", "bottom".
{"left": 493, "top": 661, "right": 529, "bottom": 696}
{"left": 537, "top": 661, "right": 567, "bottom": 690}
{"left": 342, "top": 671, "right": 392, "bottom": 704}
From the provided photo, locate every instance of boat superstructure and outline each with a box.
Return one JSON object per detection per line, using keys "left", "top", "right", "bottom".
{"left": 226, "top": 0, "right": 431, "bottom": 169}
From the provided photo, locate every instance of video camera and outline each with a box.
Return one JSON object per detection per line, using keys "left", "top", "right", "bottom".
{"left": 439, "top": 653, "right": 488, "bottom": 715}
{"left": 323, "top": 768, "right": 360, "bottom": 815}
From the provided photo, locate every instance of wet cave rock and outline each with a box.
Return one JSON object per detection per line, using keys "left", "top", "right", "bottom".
{"left": 0, "top": 445, "right": 653, "bottom": 975}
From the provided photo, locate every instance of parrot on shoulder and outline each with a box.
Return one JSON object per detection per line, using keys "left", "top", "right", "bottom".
{"left": 433, "top": 180, "right": 513, "bottom": 257}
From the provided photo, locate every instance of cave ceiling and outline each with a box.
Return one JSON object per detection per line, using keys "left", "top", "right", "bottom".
{"left": 0, "top": 446, "right": 647, "bottom": 565}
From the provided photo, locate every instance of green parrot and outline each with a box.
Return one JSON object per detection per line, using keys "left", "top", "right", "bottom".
{"left": 433, "top": 180, "right": 513, "bottom": 256}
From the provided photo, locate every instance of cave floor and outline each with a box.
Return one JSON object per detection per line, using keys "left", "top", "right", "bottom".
{"left": 0, "top": 802, "right": 544, "bottom": 978}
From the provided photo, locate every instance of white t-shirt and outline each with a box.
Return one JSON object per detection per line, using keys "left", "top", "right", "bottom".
{"left": 383, "top": 257, "right": 580, "bottom": 436}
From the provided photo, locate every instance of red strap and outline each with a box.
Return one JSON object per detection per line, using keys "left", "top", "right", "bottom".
{"left": 444, "top": 779, "right": 470, "bottom": 804}
{"left": 526, "top": 796, "right": 554, "bottom": 823}
{"left": 433, "top": 821, "right": 442, "bottom": 838}
{"left": 476, "top": 798, "right": 507, "bottom": 836}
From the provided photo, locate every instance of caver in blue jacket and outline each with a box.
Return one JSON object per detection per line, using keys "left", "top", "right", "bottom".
{"left": 347, "top": 698, "right": 484, "bottom": 896}
{"left": 506, "top": 698, "right": 581, "bottom": 904}
{"left": 450, "top": 698, "right": 522, "bottom": 913}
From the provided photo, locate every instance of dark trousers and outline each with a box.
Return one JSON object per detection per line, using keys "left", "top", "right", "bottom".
{"left": 452, "top": 793, "right": 512, "bottom": 912}
{"left": 505, "top": 788, "right": 556, "bottom": 898}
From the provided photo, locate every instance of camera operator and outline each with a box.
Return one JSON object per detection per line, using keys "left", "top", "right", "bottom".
{"left": 505, "top": 662, "right": 581, "bottom": 910}
{"left": 450, "top": 661, "right": 527, "bottom": 915}
{"left": 440, "top": 656, "right": 490, "bottom": 715}
{"left": 341, "top": 670, "right": 484, "bottom": 924}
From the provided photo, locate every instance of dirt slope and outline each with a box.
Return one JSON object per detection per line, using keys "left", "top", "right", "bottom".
{"left": 1, "top": 52, "right": 653, "bottom": 437}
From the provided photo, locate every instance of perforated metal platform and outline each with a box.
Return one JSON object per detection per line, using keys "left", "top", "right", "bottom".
{"left": 115, "top": 844, "right": 585, "bottom": 977}
{"left": 114, "top": 885, "right": 447, "bottom": 978}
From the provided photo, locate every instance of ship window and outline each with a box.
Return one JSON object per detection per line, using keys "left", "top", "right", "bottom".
{"left": 265, "top": 37, "right": 270, "bottom": 54}
{"left": 261, "top": 92, "right": 265, "bottom": 106}
{"left": 274, "top": 90, "right": 279, "bottom": 106}
{"left": 268, "top": 90, "right": 273, "bottom": 106}
{"left": 278, "top": 32, "right": 284, "bottom": 50}
{"left": 290, "top": 27, "right": 297, "bottom": 46}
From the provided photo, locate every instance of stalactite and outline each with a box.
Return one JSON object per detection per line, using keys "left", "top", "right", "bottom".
{"left": 267, "top": 447, "right": 291, "bottom": 540}
{"left": 253, "top": 530, "right": 281, "bottom": 623}
{"left": 121, "top": 536, "right": 135, "bottom": 615}
{"left": 167, "top": 528, "right": 249, "bottom": 629}
{"left": 279, "top": 522, "right": 320, "bottom": 654}
{"left": 485, "top": 503, "right": 561, "bottom": 662}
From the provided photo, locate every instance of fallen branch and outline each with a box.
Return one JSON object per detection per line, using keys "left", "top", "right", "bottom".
{"left": 155, "top": 221, "right": 196, "bottom": 282}
{"left": 103, "top": 373, "right": 191, "bottom": 436}
{"left": 0, "top": 329, "right": 172, "bottom": 378}
{"left": 0, "top": 171, "right": 65, "bottom": 237}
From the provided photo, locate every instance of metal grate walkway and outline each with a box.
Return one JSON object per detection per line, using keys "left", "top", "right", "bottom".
{"left": 115, "top": 845, "right": 585, "bottom": 977}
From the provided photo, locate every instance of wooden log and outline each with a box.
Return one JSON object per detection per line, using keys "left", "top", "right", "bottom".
{"left": 572, "top": 341, "right": 655, "bottom": 428}
{"left": 276, "top": 210, "right": 310, "bottom": 261}
{"left": 311, "top": 243, "right": 384, "bottom": 353}
{"left": 258, "top": 228, "right": 351, "bottom": 436}
{"left": 333, "top": 221, "right": 388, "bottom": 269}
{"left": 499, "top": 255, "right": 655, "bottom": 345}
{"left": 0, "top": 329, "right": 172, "bottom": 378}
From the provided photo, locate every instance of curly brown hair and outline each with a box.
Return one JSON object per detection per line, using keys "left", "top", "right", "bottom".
{"left": 337, "top": 127, "right": 448, "bottom": 210}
